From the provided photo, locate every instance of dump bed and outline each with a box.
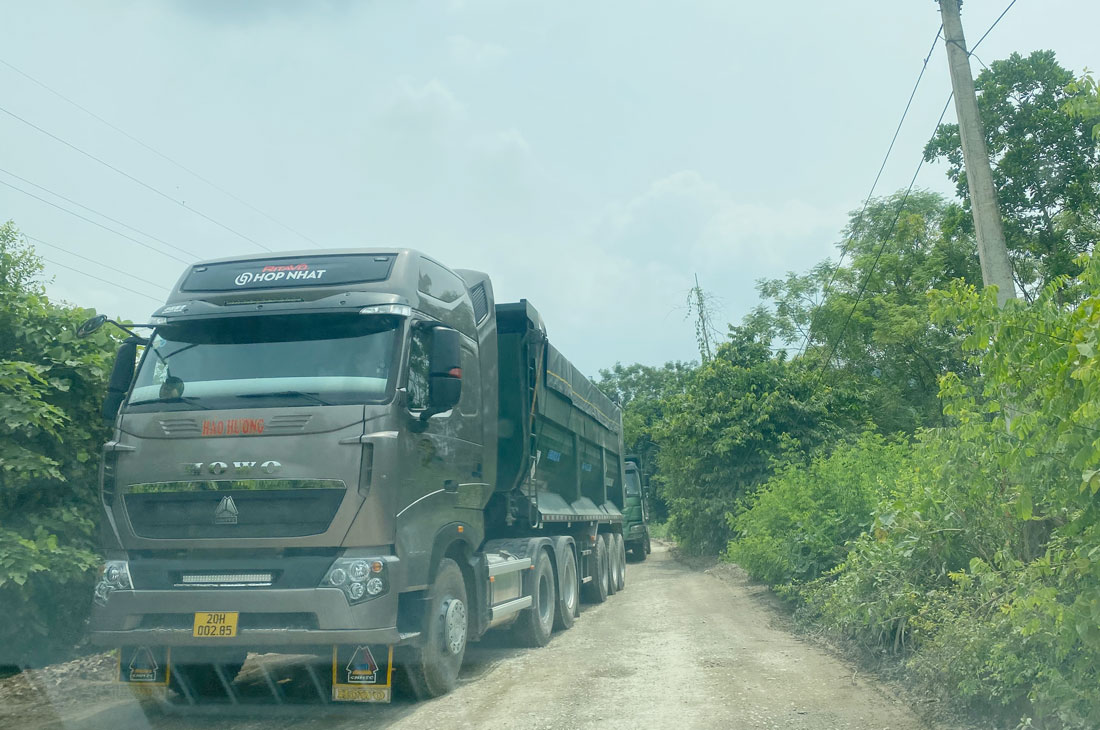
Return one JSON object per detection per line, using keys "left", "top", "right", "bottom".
{"left": 495, "top": 301, "right": 624, "bottom": 525}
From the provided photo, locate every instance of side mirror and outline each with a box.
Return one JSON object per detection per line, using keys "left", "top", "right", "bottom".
{"left": 423, "top": 327, "right": 462, "bottom": 420}
{"left": 102, "top": 339, "right": 139, "bottom": 422}
{"left": 77, "top": 314, "right": 109, "bottom": 338}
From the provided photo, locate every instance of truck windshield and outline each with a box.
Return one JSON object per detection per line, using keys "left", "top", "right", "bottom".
{"left": 128, "top": 313, "right": 400, "bottom": 411}
{"left": 625, "top": 470, "right": 641, "bottom": 497}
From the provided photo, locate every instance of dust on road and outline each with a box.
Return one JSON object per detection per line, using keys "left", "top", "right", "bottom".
{"left": 3, "top": 544, "right": 942, "bottom": 730}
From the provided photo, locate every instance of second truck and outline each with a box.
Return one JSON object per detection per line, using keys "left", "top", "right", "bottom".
{"left": 83, "top": 248, "right": 629, "bottom": 704}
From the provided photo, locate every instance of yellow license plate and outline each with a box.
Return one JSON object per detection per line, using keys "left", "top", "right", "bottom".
{"left": 192, "top": 611, "right": 239, "bottom": 638}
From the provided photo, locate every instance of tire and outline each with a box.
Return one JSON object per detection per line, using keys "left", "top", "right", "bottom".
{"left": 553, "top": 546, "right": 577, "bottom": 631}
{"left": 404, "top": 558, "right": 468, "bottom": 699}
{"left": 581, "top": 535, "right": 609, "bottom": 604}
{"left": 613, "top": 534, "right": 626, "bottom": 591}
{"left": 514, "top": 548, "right": 556, "bottom": 647}
{"left": 645, "top": 534, "right": 652, "bottom": 555}
{"left": 169, "top": 655, "right": 246, "bottom": 700}
{"left": 603, "top": 534, "right": 617, "bottom": 596}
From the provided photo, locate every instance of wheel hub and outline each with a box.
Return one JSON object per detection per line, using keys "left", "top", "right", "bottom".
{"left": 442, "top": 598, "right": 467, "bottom": 655}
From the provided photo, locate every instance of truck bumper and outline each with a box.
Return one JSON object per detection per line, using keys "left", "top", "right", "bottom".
{"left": 89, "top": 586, "right": 408, "bottom": 648}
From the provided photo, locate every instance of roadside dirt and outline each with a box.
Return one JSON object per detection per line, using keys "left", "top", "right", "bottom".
{"left": 0, "top": 543, "right": 949, "bottom": 730}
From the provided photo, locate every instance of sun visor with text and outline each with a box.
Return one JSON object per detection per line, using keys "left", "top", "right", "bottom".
{"left": 181, "top": 254, "right": 397, "bottom": 292}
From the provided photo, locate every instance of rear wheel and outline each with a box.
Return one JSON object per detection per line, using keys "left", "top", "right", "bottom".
{"left": 603, "top": 534, "right": 618, "bottom": 596}
{"left": 514, "top": 548, "right": 556, "bottom": 647}
{"left": 404, "top": 558, "right": 468, "bottom": 699}
{"left": 553, "top": 547, "right": 577, "bottom": 631}
{"left": 581, "top": 536, "right": 609, "bottom": 603}
{"left": 613, "top": 534, "right": 626, "bottom": 591}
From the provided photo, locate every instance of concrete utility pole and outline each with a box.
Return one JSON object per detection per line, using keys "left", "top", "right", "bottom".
{"left": 938, "top": 0, "right": 1017, "bottom": 305}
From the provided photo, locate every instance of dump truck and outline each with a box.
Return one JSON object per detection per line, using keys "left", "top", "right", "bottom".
{"left": 622, "top": 457, "right": 652, "bottom": 561}
{"left": 81, "top": 249, "right": 628, "bottom": 705}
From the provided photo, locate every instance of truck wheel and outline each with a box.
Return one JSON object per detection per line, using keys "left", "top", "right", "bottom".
{"left": 581, "top": 535, "right": 609, "bottom": 604}
{"left": 514, "top": 548, "right": 556, "bottom": 647}
{"left": 613, "top": 534, "right": 626, "bottom": 591}
{"left": 603, "top": 534, "right": 617, "bottom": 596}
{"left": 645, "top": 534, "right": 652, "bottom": 555}
{"left": 404, "top": 558, "right": 468, "bottom": 699}
{"left": 553, "top": 546, "right": 577, "bottom": 631}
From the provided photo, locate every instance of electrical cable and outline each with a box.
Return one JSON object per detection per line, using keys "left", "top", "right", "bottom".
{"left": 0, "top": 103, "right": 273, "bottom": 253}
{"left": 0, "top": 166, "right": 196, "bottom": 260}
{"left": 795, "top": 25, "right": 943, "bottom": 359}
{"left": 804, "top": 0, "right": 1021, "bottom": 363}
{"left": 0, "top": 56, "right": 322, "bottom": 249}
{"left": 40, "top": 255, "right": 166, "bottom": 304}
{"left": 817, "top": 92, "right": 955, "bottom": 373}
{"left": 25, "top": 234, "right": 173, "bottom": 293}
{"left": 0, "top": 177, "right": 193, "bottom": 265}
{"left": 969, "top": 0, "right": 1019, "bottom": 54}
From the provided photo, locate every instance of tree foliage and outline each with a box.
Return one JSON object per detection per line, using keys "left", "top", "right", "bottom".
{"left": 925, "top": 51, "right": 1100, "bottom": 299}
{"left": 654, "top": 331, "right": 855, "bottom": 554}
{"left": 748, "top": 190, "right": 980, "bottom": 433}
{"left": 0, "top": 223, "right": 119, "bottom": 667}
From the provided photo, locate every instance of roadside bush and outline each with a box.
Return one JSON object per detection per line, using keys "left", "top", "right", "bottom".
{"left": 728, "top": 432, "right": 907, "bottom": 587}
{"left": 0, "top": 224, "right": 118, "bottom": 666}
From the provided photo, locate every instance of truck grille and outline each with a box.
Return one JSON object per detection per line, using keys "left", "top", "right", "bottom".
{"left": 123, "top": 484, "right": 345, "bottom": 539}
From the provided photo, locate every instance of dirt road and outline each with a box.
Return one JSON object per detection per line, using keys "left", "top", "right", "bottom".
{"left": 4, "top": 544, "right": 940, "bottom": 730}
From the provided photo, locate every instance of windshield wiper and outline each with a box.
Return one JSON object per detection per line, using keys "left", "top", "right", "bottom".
{"left": 130, "top": 395, "right": 211, "bottom": 410}
{"left": 236, "top": 391, "right": 333, "bottom": 406}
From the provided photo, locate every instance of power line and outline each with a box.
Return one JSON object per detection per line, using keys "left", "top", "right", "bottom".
{"left": 0, "top": 177, "right": 193, "bottom": 265}
{"left": 0, "top": 103, "right": 273, "bottom": 253}
{"left": 817, "top": 92, "right": 955, "bottom": 373}
{"left": 0, "top": 56, "right": 322, "bottom": 249}
{"left": 0, "top": 166, "right": 196, "bottom": 260}
{"left": 806, "top": 0, "right": 1021, "bottom": 366}
{"left": 25, "top": 234, "right": 172, "bottom": 294}
{"left": 795, "top": 25, "right": 943, "bottom": 358}
{"left": 969, "top": 0, "right": 1019, "bottom": 54}
{"left": 40, "top": 255, "right": 166, "bottom": 304}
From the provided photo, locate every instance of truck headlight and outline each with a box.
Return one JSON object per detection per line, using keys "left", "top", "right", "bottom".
{"left": 322, "top": 558, "right": 388, "bottom": 605}
{"left": 93, "top": 560, "right": 132, "bottom": 606}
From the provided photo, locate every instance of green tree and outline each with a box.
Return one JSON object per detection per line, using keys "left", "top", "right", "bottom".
{"left": 654, "top": 331, "right": 854, "bottom": 555}
{"left": 0, "top": 223, "right": 119, "bottom": 667}
{"left": 925, "top": 51, "right": 1100, "bottom": 299}
{"left": 748, "top": 190, "right": 980, "bottom": 434}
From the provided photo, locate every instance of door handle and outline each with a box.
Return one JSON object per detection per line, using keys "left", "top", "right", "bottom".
{"left": 443, "top": 480, "right": 458, "bottom": 493}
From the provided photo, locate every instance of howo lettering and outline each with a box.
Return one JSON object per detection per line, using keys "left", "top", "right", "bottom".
{"left": 81, "top": 249, "right": 629, "bottom": 705}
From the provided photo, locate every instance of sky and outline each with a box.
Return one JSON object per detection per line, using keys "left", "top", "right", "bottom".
{"left": 2, "top": 0, "right": 1098, "bottom": 375}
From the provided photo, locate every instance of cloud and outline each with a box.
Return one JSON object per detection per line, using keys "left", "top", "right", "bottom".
{"left": 447, "top": 35, "right": 509, "bottom": 68}
{"left": 379, "top": 79, "right": 466, "bottom": 136}
{"left": 597, "top": 170, "right": 842, "bottom": 274}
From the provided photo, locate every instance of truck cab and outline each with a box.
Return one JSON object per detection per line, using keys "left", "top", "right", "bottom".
{"left": 622, "top": 458, "right": 651, "bottom": 561}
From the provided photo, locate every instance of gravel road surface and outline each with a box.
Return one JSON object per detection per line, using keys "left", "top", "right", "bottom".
{"left": 3, "top": 543, "right": 941, "bottom": 730}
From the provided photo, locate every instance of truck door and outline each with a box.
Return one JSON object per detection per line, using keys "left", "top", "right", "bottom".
{"left": 396, "top": 322, "right": 482, "bottom": 587}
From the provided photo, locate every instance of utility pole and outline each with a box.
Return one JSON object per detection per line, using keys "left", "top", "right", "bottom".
{"left": 938, "top": 0, "right": 1017, "bottom": 305}
{"left": 692, "top": 273, "right": 713, "bottom": 361}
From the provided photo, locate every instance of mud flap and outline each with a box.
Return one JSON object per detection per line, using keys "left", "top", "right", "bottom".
{"left": 117, "top": 646, "right": 170, "bottom": 699}
{"left": 330, "top": 645, "right": 394, "bottom": 703}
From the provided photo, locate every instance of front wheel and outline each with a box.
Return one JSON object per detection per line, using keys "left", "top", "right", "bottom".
{"left": 404, "top": 558, "right": 468, "bottom": 699}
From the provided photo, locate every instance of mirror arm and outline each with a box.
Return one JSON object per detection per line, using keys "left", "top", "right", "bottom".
{"left": 107, "top": 320, "right": 152, "bottom": 343}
